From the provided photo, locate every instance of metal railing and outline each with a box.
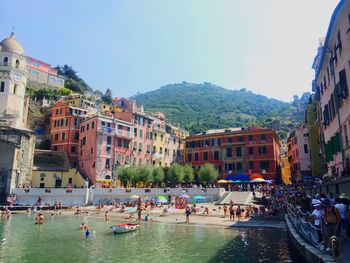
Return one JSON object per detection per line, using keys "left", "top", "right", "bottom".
{"left": 286, "top": 201, "right": 323, "bottom": 250}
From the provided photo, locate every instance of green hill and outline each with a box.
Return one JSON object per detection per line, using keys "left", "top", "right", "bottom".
{"left": 132, "top": 82, "right": 307, "bottom": 138}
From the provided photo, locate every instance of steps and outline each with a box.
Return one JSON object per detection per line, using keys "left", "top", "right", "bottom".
{"left": 216, "top": 191, "right": 253, "bottom": 205}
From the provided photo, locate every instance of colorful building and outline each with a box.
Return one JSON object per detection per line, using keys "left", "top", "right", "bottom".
{"left": 114, "top": 111, "right": 153, "bottom": 166}
{"left": 31, "top": 150, "right": 85, "bottom": 188}
{"left": 50, "top": 100, "right": 89, "bottom": 167}
{"left": 78, "top": 115, "right": 134, "bottom": 186}
{"left": 184, "top": 127, "right": 281, "bottom": 181}
{"left": 306, "top": 99, "right": 324, "bottom": 177}
{"left": 287, "top": 123, "right": 312, "bottom": 184}
{"left": 26, "top": 56, "right": 64, "bottom": 88}
{"left": 312, "top": 0, "right": 350, "bottom": 178}
{"left": 281, "top": 154, "right": 292, "bottom": 185}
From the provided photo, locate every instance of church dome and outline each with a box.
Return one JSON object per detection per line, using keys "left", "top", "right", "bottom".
{"left": 0, "top": 32, "right": 24, "bottom": 55}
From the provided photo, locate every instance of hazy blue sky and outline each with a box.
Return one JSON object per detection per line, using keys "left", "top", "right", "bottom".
{"left": 1, "top": 0, "right": 340, "bottom": 101}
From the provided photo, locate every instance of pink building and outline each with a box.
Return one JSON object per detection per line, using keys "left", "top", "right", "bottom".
{"left": 287, "top": 123, "right": 311, "bottom": 183}
{"left": 78, "top": 115, "right": 133, "bottom": 186}
{"left": 312, "top": 0, "right": 350, "bottom": 177}
{"left": 114, "top": 111, "right": 153, "bottom": 166}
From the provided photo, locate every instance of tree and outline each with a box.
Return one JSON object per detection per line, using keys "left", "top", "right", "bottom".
{"left": 137, "top": 166, "right": 153, "bottom": 187}
{"left": 59, "top": 87, "right": 73, "bottom": 96}
{"left": 183, "top": 165, "right": 194, "bottom": 184}
{"left": 101, "top": 88, "right": 113, "bottom": 104}
{"left": 199, "top": 163, "right": 218, "bottom": 185}
{"left": 152, "top": 166, "right": 164, "bottom": 187}
{"left": 167, "top": 163, "right": 184, "bottom": 186}
{"left": 56, "top": 64, "right": 91, "bottom": 94}
{"left": 116, "top": 167, "right": 129, "bottom": 188}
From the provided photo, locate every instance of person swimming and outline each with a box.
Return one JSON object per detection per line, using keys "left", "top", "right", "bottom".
{"left": 85, "top": 227, "right": 90, "bottom": 238}
{"left": 80, "top": 222, "right": 88, "bottom": 230}
{"left": 35, "top": 213, "right": 44, "bottom": 224}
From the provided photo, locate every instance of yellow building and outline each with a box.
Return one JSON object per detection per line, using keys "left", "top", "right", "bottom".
{"left": 151, "top": 113, "right": 167, "bottom": 166}
{"left": 31, "top": 150, "right": 86, "bottom": 188}
{"left": 281, "top": 154, "right": 292, "bottom": 185}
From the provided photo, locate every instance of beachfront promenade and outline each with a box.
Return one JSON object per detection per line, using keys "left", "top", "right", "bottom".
{"left": 12, "top": 187, "right": 226, "bottom": 206}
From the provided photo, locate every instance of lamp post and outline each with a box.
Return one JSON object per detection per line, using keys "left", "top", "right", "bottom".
{"left": 326, "top": 46, "right": 345, "bottom": 176}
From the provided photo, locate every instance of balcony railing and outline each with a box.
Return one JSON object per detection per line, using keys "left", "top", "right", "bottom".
{"left": 115, "top": 129, "right": 133, "bottom": 139}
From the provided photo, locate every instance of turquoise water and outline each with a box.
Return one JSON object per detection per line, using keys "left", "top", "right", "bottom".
{"left": 0, "top": 214, "right": 298, "bottom": 263}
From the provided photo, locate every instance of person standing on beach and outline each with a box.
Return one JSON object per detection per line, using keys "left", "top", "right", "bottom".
{"left": 223, "top": 204, "right": 228, "bottom": 217}
{"left": 185, "top": 206, "right": 191, "bottom": 223}
{"left": 105, "top": 211, "right": 110, "bottom": 222}
{"left": 137, "top": 204, "right": 142, "bottom": 222}
{"left": 229, "top": 206, "right": 235, "bottom": 221}
{"left": 236, "top": 206, "right": 241, "bottom": 221}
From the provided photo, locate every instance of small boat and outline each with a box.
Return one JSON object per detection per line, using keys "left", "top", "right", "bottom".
{"left": 111, "top": 223, "right": 139, "bottom": 234}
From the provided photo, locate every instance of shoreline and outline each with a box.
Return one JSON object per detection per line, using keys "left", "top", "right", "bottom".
{"left": 9, "top": 204, "right": 286, "bottom": 230}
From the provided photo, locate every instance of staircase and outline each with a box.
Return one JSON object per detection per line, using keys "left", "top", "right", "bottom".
{"left": 216, "top": 191, "right": 253, "bottom": 205}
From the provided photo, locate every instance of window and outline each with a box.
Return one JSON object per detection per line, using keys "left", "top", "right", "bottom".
{"left": 75, "top": 132, "right": 79, "bottom": 140}
{"left": 260, "top": 161, "right": 270, "bottom": 170}
{"left": 106, "top": 159, "right": 110, "bottom": 168}
{"left": 134, "top": 142, "right": 138, "bottom": 151}
{"left": 161, "top": 134, "right": 164, "bottom": 141}
{"left": 259, "top": 146, "right": 267, "bottom": 154}
{"left": 249, "top": 161, "right": 254, "bottom": 169}
{"left": 13, "top": 84, "right": 17, "bottom": 94}
{"left": 188, "top": 153, "right": 192, "bottom": 162}
{"left": 53, "top": 146, "right": 58, "bottom": 151}
{"left": 203, "top": 152, "right": 208, "bottom": 161}
{"left": 0, "top": 81, "right": 4, "bottom": 92}
{"left": 195, "top": 153, "right": 199, "bottom": 161}
{"left": 54, "top": 134, "right": 58, "bottom": 141}
{"left": 147, "top": 144, "right": 151, "bottom": 153}
{"left": 139, "top": 129, "right": 143, "bottom": 139}
{"left": 248, "top": 147, "right": 254, "bottom": 155}
{"left": 60, "top": 119, "right": 64, "bottom": 126}
{"left": 261, "top": 134, "right": 266, "bottom": 141}
{"left": 239, "top": 136, "right": 244, "bottom": 142}
{"left": 71, "top": 146, "right": 76, "bottom": 153}
{"left": 160, "top": 147, "right": 163, "bottom": 154}
{"left": 74, "top": 118, "right": 79, "bottom": 126}
{"left": 134, "top": 128, "right": 137, "bottom": 136}
{"left": 214, "top": 151, "right": 219, "bottom": 160}
{"left": 236, "top": 162, "right": 242, "bottom": 171}
{"left": 118, "top": 138, "right": 122, "bottom": 147}
{"left": 139, "top": 143, "right": 143, "bottom": 151}
{"left": 304, "top": 144, "right": 308, "bottom": 154}
{"left": 3, "top": 57, "right": 8, "bottom": 64}
{"left": 226, "top": 147, "right": 232, "bottom": 158}
{"left": 106, "top": 146, "right": 111, "bottom": 153}
{"left": 90, "top": 147, "right": 93, "bottom": 154}
{"left": 227, "top": 137, "right": 232, "bottom": 143}
{"left": 248, "top": 135, "right": 253, "bottom": 141}
{"left": 236, "top": 147, "right": 242, "bottom": 157}
{"left": 92, "top": 122, "right": 95, "bottom": 129}
{"left": 107, "top": 136, "right": 112, "bottom": 145}
{"left": 339, "top": 69, "right": 348, "bottom": 100}
{"left": 124, "top": 139, "right": 129, "bottom": 149}
{"left": 87, "top": 124, "right": 89, "bottom": 131}
{"left": 62, "top": 132, "right": 66, "bottom": 140}
{"left": 82, "top": 137, "right": 86, "bottom": 145}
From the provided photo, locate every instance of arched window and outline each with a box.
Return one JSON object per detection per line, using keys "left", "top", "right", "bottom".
{"left": 13, "top": 84, "right": 17, "bottom": 94}
{"left": 15, "top": 59, "right": 20, "bottom": 68}
{"left": 0, "top": 82, "right": 4, "bottom": 92}
{"left": 3, "top": 57, "right": 8, "bottom": 65}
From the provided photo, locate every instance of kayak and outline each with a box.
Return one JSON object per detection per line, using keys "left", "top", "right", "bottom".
{"left": 111, "top": 223, "right": 139, "bottom": 234}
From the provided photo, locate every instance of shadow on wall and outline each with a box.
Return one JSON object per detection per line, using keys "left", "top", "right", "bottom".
{"left": 208, "top": 228, "right": 304, "bottom": 263}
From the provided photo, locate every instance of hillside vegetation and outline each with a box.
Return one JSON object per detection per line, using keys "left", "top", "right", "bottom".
{"left": 132, "top": 82, "right": 309, "bottom": 137}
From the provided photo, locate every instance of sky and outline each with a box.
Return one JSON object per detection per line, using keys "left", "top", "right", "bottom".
{"left": 1, "top": 0, "right": 340, "bottom": 102}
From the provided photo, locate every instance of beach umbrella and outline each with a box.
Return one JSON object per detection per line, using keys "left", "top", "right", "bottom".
{"left": 250, "top": 173, "right": 264, "bottom": 180}
{"left": 233, "top": 180, "right": 243, "bottom": 184}
{"left": 156, "top": 195, "right": 167, "bottom": 203}
{"left": 226, "top": 180, "right": 234, "bottom": 184}
{"left": 218, "top": 179, "right": 228, "bottom": 184}
{"left": 193, "top": 195, "right": 206, "bottom": 200}
{"left": 145, "top": 196, "right": 153, "bottom": 201}
{"left": 224, "top": 175, "right": 236, "bottom": 181}
{"left": 179, "top": 193, "right": 190, "bottom": 198}
{"left": 130, "top": 195, "right": 140, "bottom": 199}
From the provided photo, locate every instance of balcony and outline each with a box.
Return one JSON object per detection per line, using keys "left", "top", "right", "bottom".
{"left": 98, "top": 126, "right": 115, "bottom": 135}
{"left": 115, "top": 129, "right": 133, "bottom": 139}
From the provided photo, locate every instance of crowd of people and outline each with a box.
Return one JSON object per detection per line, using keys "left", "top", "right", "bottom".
{"left": 287, "top": 189, "right": 349, "bottom": 252}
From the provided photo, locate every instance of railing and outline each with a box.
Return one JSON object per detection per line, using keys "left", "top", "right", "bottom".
{"left": 285, "top": 201, "right": 323, "bottom": 250}
{"left": 115, "top": 129, "right": 133, "bottom": 138}
{"left": 0, "top": 62, "right": 27, "bottom": 72}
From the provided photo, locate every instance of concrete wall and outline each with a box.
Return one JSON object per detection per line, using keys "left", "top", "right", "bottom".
{"left": 305, "top": 177, "right": 350, "bottom": 197}
{"left": 12, "top": 187, "right": 225, "bottom": 206}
